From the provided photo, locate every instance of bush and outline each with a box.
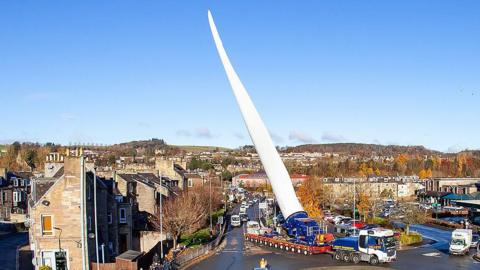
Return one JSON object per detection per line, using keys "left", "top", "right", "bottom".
{"left": 180, "top": 228, "right": 211, "bottom": 247}
{"left": 400, "top": 232, "right": 422, "bottom": 246}
{"left": 368, "top": 217, "right": 389, "bottom": 227}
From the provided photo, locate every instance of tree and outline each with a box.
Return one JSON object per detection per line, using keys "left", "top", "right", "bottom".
{"left": 151, "top": 190, "right": 208, "bottom": 249}
{"left": 296, "top": 177, "right": 324, "bottom": 219}
{"left": 398, "top": 203, "right": 427, "bottom": 235}
{"left": 356, "top": 192, "right": 371, "bottom": 222}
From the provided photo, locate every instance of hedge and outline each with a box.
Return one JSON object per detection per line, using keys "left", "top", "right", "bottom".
{"left": 400, "top": 232, "right": 423, "bottom": 246}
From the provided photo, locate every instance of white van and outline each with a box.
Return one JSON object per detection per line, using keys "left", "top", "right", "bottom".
{"left": 231, "top": 215, "right": 241, "bottom": 227}
{"left": 246, "top": 221, "right": 260, "bottom": 235}
{"left": 449, "top": 229, "right": 473, "bottom": 255}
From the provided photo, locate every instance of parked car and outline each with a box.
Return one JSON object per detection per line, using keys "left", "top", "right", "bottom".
{"left": 333, "top": 216, "right": 348, "bottom": 225}
{"left": 344, "top": 220, "right": 366, "bottom": 229}
{"left": 361, "top": 224, "right": 380, "bottom": 230}
{"left": 324, "top": 214, "right": 334, "bottom": 222}
{"left": 472, "top": 233, "right": 479, "bottom": 248}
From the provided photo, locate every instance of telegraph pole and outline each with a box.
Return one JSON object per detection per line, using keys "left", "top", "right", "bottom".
{"left": 93, "top": 167, "right": 99, "bottom": 270}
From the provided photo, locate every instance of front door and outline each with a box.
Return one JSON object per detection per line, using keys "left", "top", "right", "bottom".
{"left": 41, "top": 250, "right": 68, "bottom": 270}
{"left": 41, "top": 251, "right": 56, "bottom": 270}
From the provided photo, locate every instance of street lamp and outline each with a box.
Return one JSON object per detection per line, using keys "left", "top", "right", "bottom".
{"left": 54, "top": 227, "right": 62, "bottom": 251}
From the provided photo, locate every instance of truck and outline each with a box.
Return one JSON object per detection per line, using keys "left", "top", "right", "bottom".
{"left": 332, "top": 228, "right": 397, "bottom": 264}
{"left": 449, "top": 229, "right": 473, "bottom": 255}
{"left": 208, "top": 11, "right": 396, "bottom": 262}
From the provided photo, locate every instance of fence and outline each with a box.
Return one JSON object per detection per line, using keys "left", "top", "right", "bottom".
{"left": 174, "top": 213, "right": 229, "bottom": 267}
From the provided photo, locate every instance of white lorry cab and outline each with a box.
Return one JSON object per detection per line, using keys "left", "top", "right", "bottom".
{"left": 449, "top": 229, "right": 473, "bottom": 255}
{"left": 240, "top": 206, "right": 247, "bottom": 215}
{"left": 246, "top": 221, "right": 261, "bottom": 235}
{"left": 231, "top": 215, "right": 242, "bottom": 227}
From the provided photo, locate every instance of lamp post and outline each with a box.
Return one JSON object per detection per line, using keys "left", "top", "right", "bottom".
{"left": 353, "top": 178, "right": 356, "bottom": 231}
{"left": 209, "top": 175, "right": 213, "bottom": 233}
{"left": 54, "top": 227, "right": 62, "bottom": 251}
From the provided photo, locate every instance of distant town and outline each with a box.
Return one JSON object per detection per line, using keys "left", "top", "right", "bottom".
{"left": 0, "top": 139, "right": 479, "bottom": 269}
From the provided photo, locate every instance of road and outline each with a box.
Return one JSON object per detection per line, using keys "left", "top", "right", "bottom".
{"left": 188, "top": 203, "right": 479, "bottom": 270}
{"left": 0, "top": 232, "right": 28, "bottom": 270}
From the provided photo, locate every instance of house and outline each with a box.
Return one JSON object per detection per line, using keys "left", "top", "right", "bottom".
{"left": 155, "top": 157, "right": 188, "bottom": 190}
{"left": 0, "top": 169, "right": 30, "bottom": 222}
{"left": 29, "top": 155, "right": 134, "bottom": 269}
{"left": 232, "top": 172, "right": 308, "bottom": 188}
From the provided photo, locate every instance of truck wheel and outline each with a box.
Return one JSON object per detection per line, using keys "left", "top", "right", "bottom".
{"left": 343, "top": 253, "right": 351, "bottom": 262}
{"left": 297, "top": 248, "right": 302, "bottom": 254}
{"left": 274, "top": 244, "right": 278, "bottom": 248}
{"left": 280, "top": 245, "right": 284, "bottom": 250}
{"left": 351, "top": 253, "right": 361, "bottom": 264}
{"left": 334, "top": 251, "right": 343, "bottom": 261}
{"left": 304, "top": 250, "right": 308, "bottom": 255}
{"left": 370, "top": 255, "right": 379, "bottom": 265}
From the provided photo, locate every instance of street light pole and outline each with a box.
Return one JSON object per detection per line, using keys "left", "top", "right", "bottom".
{"left": 209, "top": 175, "right": 213, "bottom": 233}
{"left": 353, "top": 178, "right": 356, "bottom": 230}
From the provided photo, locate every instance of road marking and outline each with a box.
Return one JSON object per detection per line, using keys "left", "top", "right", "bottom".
{"left": 422, "top": 252, "right": 441, "bottom": 257}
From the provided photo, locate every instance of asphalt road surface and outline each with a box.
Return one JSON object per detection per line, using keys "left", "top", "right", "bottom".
{"left": 0, "top": 232, "right": 28, "bottom": 270}
{"left": 188, "top": 203, "right": 479, "bottom": 270}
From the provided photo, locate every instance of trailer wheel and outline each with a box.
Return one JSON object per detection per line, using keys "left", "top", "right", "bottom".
{"left": 274, "top": 244, "right": 278, "bottom": 248}
{"left": 370, "top": 255, "right": 379, "bottom": 265}
{"left": 280, "top": 245, "right": 284, "bottom": 250}
{"left": 343, "top": 253, "right": 351, "bottom": 262}
{"left": 351, "top": 253, "right": 361, "bottom": 264}
{"left": 298, "top": 248, "right": 302, "bottom": 254}
{"left": 304, "top": 250, "right": 308, "bottom": 255}
{"left": 334, "top": 251, "right": 343, "bottom": 261}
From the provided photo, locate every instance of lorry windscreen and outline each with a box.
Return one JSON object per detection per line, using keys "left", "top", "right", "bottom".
{"left": 451, "top": 239, "right": 465, "bottom": 246}
{"left": 383, "top": 236, "right": 396, "bottom": 248}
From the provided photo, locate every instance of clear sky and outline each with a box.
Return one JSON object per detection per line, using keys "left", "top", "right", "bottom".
{"left": 1, "top": 1, "right": 479, "bottom": 152}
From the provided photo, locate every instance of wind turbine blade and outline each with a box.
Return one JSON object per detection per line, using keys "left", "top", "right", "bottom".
{"left": 208, "top": 10, "right": 304, "bottom": 219}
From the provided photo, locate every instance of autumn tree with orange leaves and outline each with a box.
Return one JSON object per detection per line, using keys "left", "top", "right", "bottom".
{"left": 296, "top": 177, "right": 326, "bottom": 219}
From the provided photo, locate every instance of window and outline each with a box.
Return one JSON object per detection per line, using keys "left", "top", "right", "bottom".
{"left": 108, "top": 242, "right": 113, "bottom": 252}
{"left": 188, "top": 179, "right": 193, "bottom": 188}
{"left": 13, "top": 191, "right": 19, "bottom": 203}
{"left": 119, "top": 208, "right": 126, "bottom": 224}
{"left": 41, "top": 215, "right": 53, "bottom": 236}
{"left": 359, "top": 235, "right": 367, "bottom": 249}
{"left": 88, "top": 216, "right": 92, "bottom": 231}
{"left": 13, "top": 178, "right": 18, "bottom": 187}
{"left": 107, "top": 213, "right": 112, "bottom": 224}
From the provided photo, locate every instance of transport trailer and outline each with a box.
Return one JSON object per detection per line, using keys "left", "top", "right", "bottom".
{"left": 245, "top": 233, "right": 334, "bottom": 255}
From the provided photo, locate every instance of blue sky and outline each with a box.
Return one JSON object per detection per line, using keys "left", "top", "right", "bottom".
{"left": 0, "top": 1, "right": 479, "bottom": 152}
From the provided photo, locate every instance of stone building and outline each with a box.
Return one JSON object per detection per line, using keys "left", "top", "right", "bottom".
{"left": 155, "top": 157, "right": 188, "bottom": 190}
{"left": 29, "top": 155, "right": 133, "bottom": 270}
{"left": 0, "top": 170, "right": 30, "bottom": 221}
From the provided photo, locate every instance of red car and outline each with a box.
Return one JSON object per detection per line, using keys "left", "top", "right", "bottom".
{"left": 345, "top": 220, "right": 365, "bottom": 229}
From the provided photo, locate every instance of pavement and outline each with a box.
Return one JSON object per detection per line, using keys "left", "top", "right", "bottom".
{"left": 187, "top": 201, "right": 480, "bottom": 270}
{"left": 0, "top": 232, "right": 28, "bottom": 270}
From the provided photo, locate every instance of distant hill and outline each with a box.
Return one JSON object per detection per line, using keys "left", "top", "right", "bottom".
{"left": 284, "top": 143, "right": 442, "bottom": 156}
{"left": 173, "top": 145, "right": 231, "bottom": 153}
